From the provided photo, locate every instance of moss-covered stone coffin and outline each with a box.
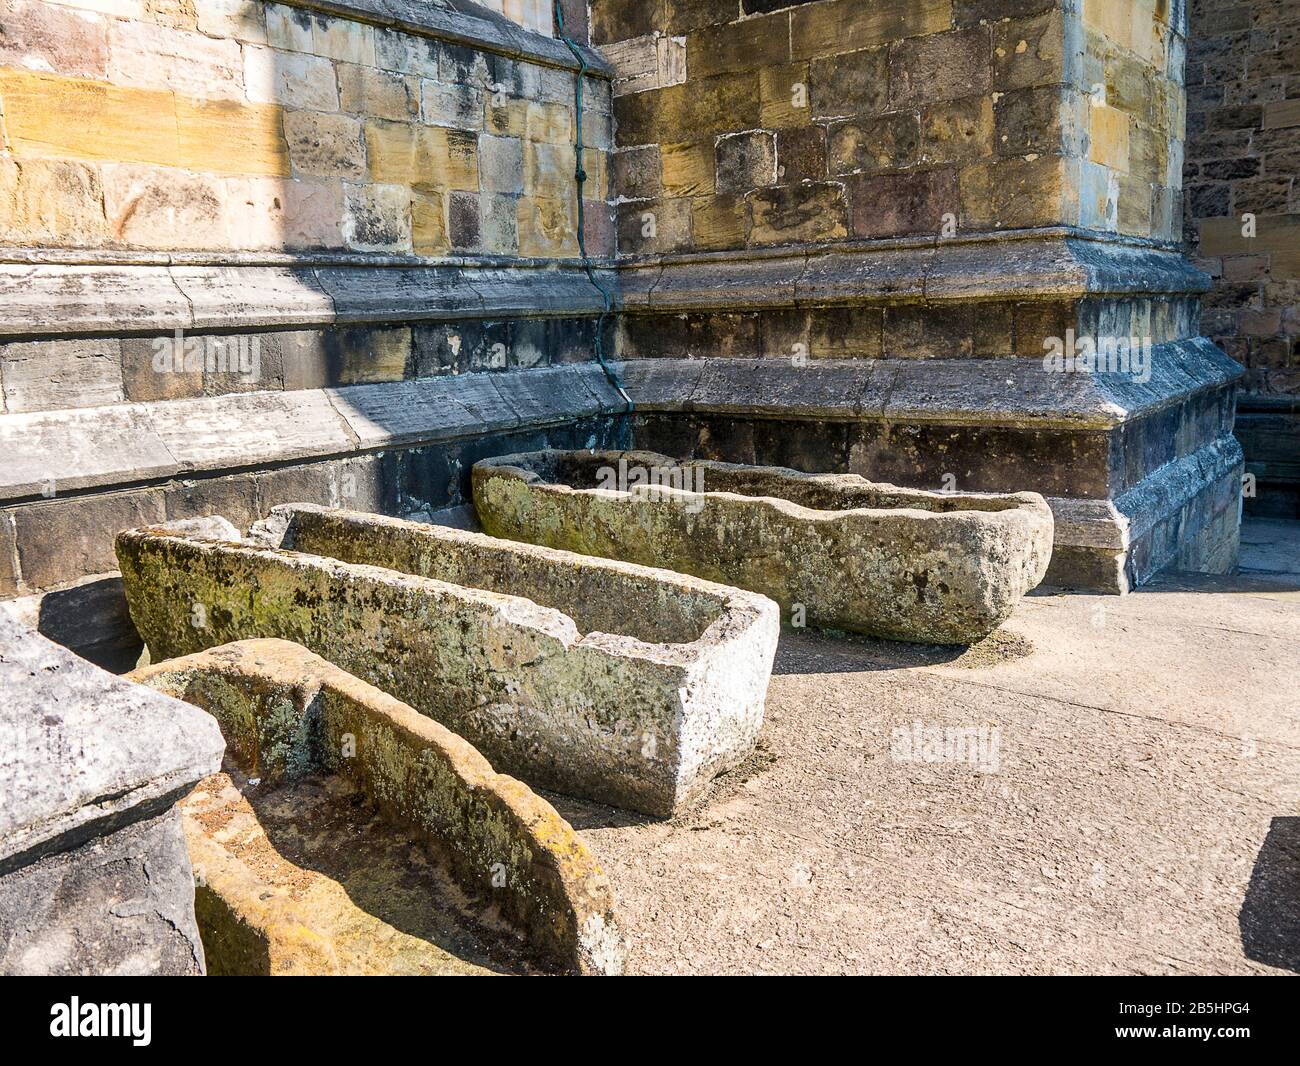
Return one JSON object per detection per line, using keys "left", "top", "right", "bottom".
{"left": 130, "top": 639, "right": 622, "bottom": 976}
{"left": 116, "top": 509, "right": 779, "bottom": 817}
{"left": 473, "top": 450, "right": 1055, "bottom": 644}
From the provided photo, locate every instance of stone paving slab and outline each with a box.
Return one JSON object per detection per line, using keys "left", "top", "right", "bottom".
{"left": 554, "top": 559, "right": 1300, "bottom": 975}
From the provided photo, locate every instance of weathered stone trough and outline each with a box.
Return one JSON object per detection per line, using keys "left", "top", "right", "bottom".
{"left": 473, "top": 450, "right": 1055, "bottom": 644}
{"left": 116, "top": 508, "right": 779, "bottom": 818}
{"left": 130, "top": 639, "right": 622, "bottom": 976}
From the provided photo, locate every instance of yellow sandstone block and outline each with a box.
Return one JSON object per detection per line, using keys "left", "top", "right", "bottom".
{"left": 1088, "top": 104, "right": 1130, "bottom": 171}
{"left": 0, "top": 69, "right": 180, "bottom": 166}
{"left": 0, "top": 69, "right": 289, "bottom": 177}
{"left": 412, "top": 192, "right": 449, "bottom": 255}
{"left": 517, "top": 194, "right": 577, "bottom": 257}
{"left": 660, "top": 140, "right": 714, "bottom": 198}
{"left": 365, "top": 120, "right": 479, "bottom": 193}
{"left": 175, "top": 97, "right": 291, "bottom": 177}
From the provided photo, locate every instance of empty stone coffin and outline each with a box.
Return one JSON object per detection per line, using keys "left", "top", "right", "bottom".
{"left": 115, "top": 507, "right": 780, "bottom": 818}
{"left": 130, "top": 639, "right": 622, "bottom": 976}
{"left": 473, "top": 450, "right": 1056, "bottom": 644}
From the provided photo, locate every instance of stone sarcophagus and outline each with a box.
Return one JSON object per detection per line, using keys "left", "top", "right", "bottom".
{"left": 116, "top": 509, "right": 780, "bottom": 817}
{"left": 473, "top": 449, "right": 1055, "bottom": 644}
{"left": 131, "top": 639, "right": 623, "bottom": 976}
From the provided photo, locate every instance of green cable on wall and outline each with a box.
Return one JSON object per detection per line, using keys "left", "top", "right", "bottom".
{"left": 553, "top": 0, "right": 633, "bottom": 413}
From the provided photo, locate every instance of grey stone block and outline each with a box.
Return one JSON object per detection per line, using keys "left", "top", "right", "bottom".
{"left": 0, "top": 808, "right": 205, "bottom": 976}
{"left": 0, "top": 338, "right": 124, "bottom": 414}
{"left": 0, "top": 611, "right": 223, "bottom": 871}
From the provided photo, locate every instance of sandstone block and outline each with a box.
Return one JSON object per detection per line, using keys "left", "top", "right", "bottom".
{"left": 829, "top": 112, "right": 920, "bottom": 174}
{"left": 690, "top": 194, "right": 747, "bottom": 251}
{"left": 0, "top": 0, "right": 109, "bottom": 79}
{"left": 411, "top": 192, "right": 449, "bottom": 255}
{"left": 448, "top": 190, "right": 481, "bottom": 250}
{"left": 15, "top": 491, "right": 165, "bottom": 590}
{"left": 265, "top": 2, "right": 313, "bottom": 52}
{"left": 479, "top": 134, "right": 526, "bottom": 194}
{"left": 243, "top": 45, "right": 339, "bottom": 112}
{"left": 337, "top": 63, "right": 419, "bottom": 121}
{"left": 810, "top": 46, "right": 888, "bottom": 119}
{"left": 0, "top": 158, "right": 108, "bottom": 246}
{"left": 748, "top": 181, "right": 849, "bottom": 244}
{"left": 365, "top": 121, "right": 479, "bottom": 193}
{"left": 174, "top": 96, "right": 291, "bottom": 177}
{"left": 196, "top": 0, "right": 268, "bottom": 45}
{"left": 993, "top": 9, "right": 1071, "bottom": 92}
{"left": 890, "top": 26, "right": 993, "bottom": 109}
{"left": 616, "top": 196, "right": 691, "bottom": 254}
{"left": 959, "top": 154, "right": 1068, "bottom": 228}
{"left": 1089, "top": 103, "right": 1131, "bottom": 170}
{"left": 420, "top": 79, "right": 484, "bottom": 130}
{"left": 791, "top": 0, "right": 952, "bottom": 60}
{"left": 284, "top": 110, "right": 366, "bottom": 180}
{"left": 101, "top": 163, "right": 229, "bottom": 250}
{"left": 922, "top": 95, "right": 995, "bottom": 165}
{"left": 108, "top": 19, "right": 243, "bottom": 101}
{"left": 716, "top": 131, "right": 778, "bottom": 193}
{"left": 660, "top": 140, "right": 714, "bottom": 198}
{"left": 0, "top": 338, "right": 123, "bottom": 413}
{"left": 518, "top": 194, "right": 579, "bottom": 256}
{"left": 310, "top": 13, "right": 375, "bottom": 66}
{"left": 0, "top": 69, "right": 179, "bottom": 168}
{"left": 688, "top": 14, "right": 790, "bottom": 79}
{"left": 612, "top": 146, "right": 662, "bottom": 199}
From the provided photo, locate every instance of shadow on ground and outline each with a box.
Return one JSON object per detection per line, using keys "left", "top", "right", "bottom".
{"left": 1239, "top": 817, "right": 1300, "bottom": 974}
{"left": 772, "top": 626, "right": 1035, "bottom": 676}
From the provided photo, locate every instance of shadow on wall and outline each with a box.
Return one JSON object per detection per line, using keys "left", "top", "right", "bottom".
{"left": 1239, "top": 816, "right": 1300, "bottom": 974}
{"left": 33, "top": 577, "right": 141, "bottom": 674}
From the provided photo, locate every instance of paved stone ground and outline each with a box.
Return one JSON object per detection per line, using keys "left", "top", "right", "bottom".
{"left": 552, "top": 519, "right": 1300, "bottom": 975}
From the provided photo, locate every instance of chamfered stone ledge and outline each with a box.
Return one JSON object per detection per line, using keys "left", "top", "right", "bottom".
{"left": 277, "top": 0, "right": 613, "bottom": 76}
{"left": 619, "top": 230, "right": 1211, "bottom": 311}
{"left": 0, "top": 261, "right": 619, "bottom": 337}
{"left": 0, "top": 611, "right": 224, "bottom": 875}
{"left": 0, "top": 363, "right": 627, "bottom": 504}
{"left": 611, "top": 340, "right": 1244, "bottom": 430}
{"left": 1048, "top": 436, "right": 1246, "bottom": 552}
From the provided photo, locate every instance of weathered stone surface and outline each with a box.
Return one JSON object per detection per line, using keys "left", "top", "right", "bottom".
{"left": 715, "top": 131, "right": 777, "bottom": 193}
{"left": 473, "top": 449, "right": 1055, "bottom": 643}
{"left": 116, "top": 507, "right": 780, "bottom": 816}
{"left": 0, "top": 808, "right": 206, "bottom": 976}
{"left": 0, "top": 338, "right": 123, "bottom": 414}
{"left": 748, "top": 181, "right": 848, "bottom": 245}
{"left": 283, "top": 109, "right": 366, "bottom": 179}
{"left": 0, "top": 404, "right": 178, "bottom": 501}
{"left": 0, "top": 157, "right": 107, "bottom": 247}
{"left": 132, "top": 638, "right": 624, "bottom": 975}
{"left": 0, "top": 610, "right": 223, "bottom": 878}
